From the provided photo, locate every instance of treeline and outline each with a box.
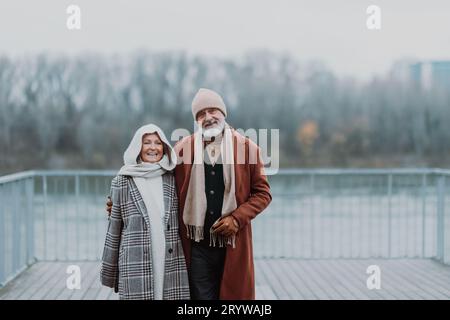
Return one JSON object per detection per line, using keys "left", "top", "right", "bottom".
{"left": 0, "top": 50, "right": 449, "bottom": 175}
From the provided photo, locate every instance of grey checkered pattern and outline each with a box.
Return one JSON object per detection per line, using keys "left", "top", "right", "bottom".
{"left": 100, "top": 172, "right": 190, "bottom": 300}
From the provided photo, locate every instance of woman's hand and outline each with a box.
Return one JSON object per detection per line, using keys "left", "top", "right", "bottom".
{"left": 106, "top": 196, "right": 112, "bottom": 216}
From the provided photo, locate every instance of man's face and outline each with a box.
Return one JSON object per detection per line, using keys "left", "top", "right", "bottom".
{"left": 196, "top": 107, "right": 225, "bottom": 130}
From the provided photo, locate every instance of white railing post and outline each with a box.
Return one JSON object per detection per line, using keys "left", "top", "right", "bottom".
{"left": 42, "top": 175, "right": 48, "bottom": 260}
{"left": 75, "top": 175, "right": 80, "bottom": 260}
{"left": 310, "top": 172, "right": 315, "bottom": 259}
{"left": 0, "top": 184, "right": 5, "bottom": 286}
{"left": 26, "top": 177, "right": 35, "bottom": 265}
{"left": 387, "top": 174, "right": 393, "bottom": 258}
{"left": 436, "top": 176, "right": 445, "bottom": 261}
{"left": 12, "top": 181, "right": 20, "bottom": 275}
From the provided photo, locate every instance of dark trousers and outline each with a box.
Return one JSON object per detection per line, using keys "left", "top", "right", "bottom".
{"left": 189, "top": 242, "right": 226, "bottom": 300}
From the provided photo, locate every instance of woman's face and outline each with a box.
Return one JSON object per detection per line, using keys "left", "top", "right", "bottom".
{"left": 140, "top": 133, "right": 164, "bottom": 163}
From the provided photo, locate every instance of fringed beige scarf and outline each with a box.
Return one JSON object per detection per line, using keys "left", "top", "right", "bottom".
{"left": 182, "top": 122, "right": 238, "bottom": 248}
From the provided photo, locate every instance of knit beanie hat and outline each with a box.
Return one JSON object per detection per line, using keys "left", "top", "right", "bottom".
{"left": 191, "top": 88, "right": 227, "bottom": 119}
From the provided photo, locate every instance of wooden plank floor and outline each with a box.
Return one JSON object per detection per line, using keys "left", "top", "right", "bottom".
{"left": 1, "top": 259, "right": 450, "bottom": 300}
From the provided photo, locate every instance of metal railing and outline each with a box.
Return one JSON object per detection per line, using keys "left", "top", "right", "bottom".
{"left": 253, "top": 169, "right": 450, "bottom": 262}
{"left": 0, "top": 172, "right": 35, "bottom": 288}
{"left": 1, "top": 169, "right": 449, "bottom": 287}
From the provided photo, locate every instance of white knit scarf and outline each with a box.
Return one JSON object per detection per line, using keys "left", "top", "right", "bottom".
{"left": 182, "top": 122, "right": 238, "bottom": 248}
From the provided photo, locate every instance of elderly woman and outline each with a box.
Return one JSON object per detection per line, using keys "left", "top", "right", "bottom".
{"left": 100, "top": 124, "right": 190, "bottom": 300}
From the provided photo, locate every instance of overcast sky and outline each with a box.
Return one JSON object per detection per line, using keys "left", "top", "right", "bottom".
{"left": 1, "top": 0, "right": 449, "bottom": 79}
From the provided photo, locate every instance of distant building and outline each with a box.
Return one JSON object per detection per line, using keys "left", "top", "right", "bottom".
{"left": 390, "top": 60, "right": 450, "bottom": 90}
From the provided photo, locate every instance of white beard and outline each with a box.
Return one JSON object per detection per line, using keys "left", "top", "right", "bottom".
{"left": 202, "top": 121, "right": 225, "bottom": 141}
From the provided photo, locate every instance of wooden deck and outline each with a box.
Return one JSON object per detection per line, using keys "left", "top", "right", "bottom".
{"left": 1, "top": 258, "right": 450, "bottom": 300}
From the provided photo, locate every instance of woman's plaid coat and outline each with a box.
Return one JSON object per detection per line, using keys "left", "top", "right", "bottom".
{"left": 100, "top": 172, "right": 190, "bottom": 300}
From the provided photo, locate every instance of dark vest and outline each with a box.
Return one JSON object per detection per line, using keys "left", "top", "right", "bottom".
{"left": 194, "top": 150, "right": 225, "bottom": 247}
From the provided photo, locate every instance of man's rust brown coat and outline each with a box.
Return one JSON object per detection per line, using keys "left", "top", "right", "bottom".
{"left": 174, "top": 129, "right": 272, "bottom": 299}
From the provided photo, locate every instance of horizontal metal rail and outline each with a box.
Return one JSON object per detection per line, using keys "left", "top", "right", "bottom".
{"left": 1, "top": 168, "right": 449, "bottom": 288}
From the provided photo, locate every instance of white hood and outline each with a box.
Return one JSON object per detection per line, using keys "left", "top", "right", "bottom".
{"left": 118, "top": 123, "right": 177, "bottom": 177}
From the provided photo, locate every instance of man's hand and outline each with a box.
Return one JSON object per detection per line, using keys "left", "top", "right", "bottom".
{"left": 106, "top": 196, "right": 112, "bottom": 216}
{"left": 212, "top": 215, "right": 239, "bottom": 237}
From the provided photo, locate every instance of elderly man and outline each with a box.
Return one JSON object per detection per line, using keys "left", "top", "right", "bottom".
{"left": 174, "top": 88, "right": 272, "bottom": 300}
